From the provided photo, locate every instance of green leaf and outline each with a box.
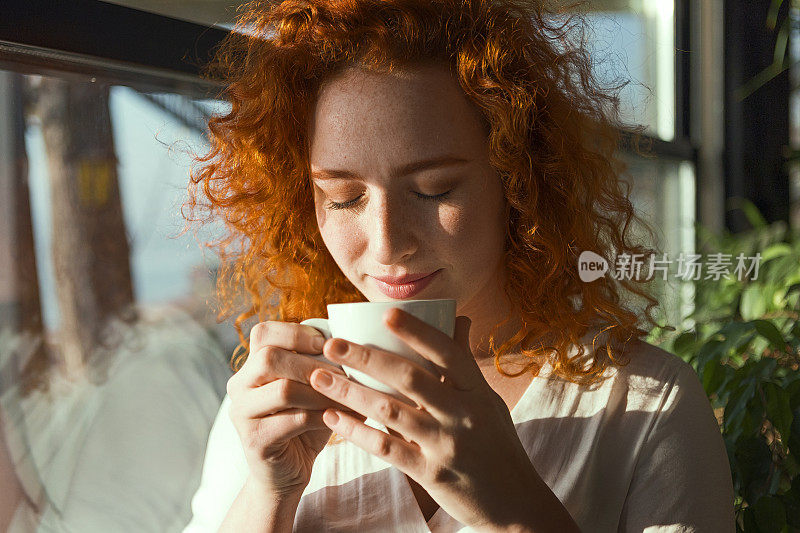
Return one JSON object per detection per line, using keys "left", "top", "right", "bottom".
{"left": 736, "top": 507, "right": 758, "bottom": 533}
{"left": 765, "top": 255, "right": 800, "bottom": 291}
{"left": 788, "top": 393, "right": 800, "bottom": 455}
{"left": 701, "top": 359, "right": 728, "bottom": 398}
{"left": 742, "top": 285, "right": 768, "bottom": 320}
{"left": 767, "top": 0, "right": 786, "bottom": 30}
{"left": 697, "top": 338, "right": 725, "bottom": 367}
{"left": 743, "top": 395, "right": 767, "bottom": 439}
{"left": 726, "top": 381, "right": 760, "bottom": 434}
{"left": 737, "top": 436, "right": 774, "bottom": 503}
{"left": 783, "top": 453, "right": 800, "bottom": 485}
{"left": 789, "top": 405, "right": 800, "bottom": 457}
{"left": 672, "top": 331, "right": 698, "bottom": 356}
{"left": 729, "top": 197, "right": 768, "bottom": 229}
{"left": 780, "top": 489, "right": 800, "bottom": 527}
{"left": 787, "top": 380, "right": 800, "bottom": 411}
{"left": 774, "top": 16, "right": 791, "bottom": 67}
{"left": 753, "top": 319, "right": 787, "bottom": 351}
{"left": 765, "top": 382, "right": 793, "bottom": 443}
{"left": 742, "top": 506, "right": 758, "bottom": 531}
{"left": 701, "top": 322, "right": 756, "bottom": 366}
{"left": 760, "top": 243, "right": 793, "bottom": 262}
{"left": 754, "top": 495, "right": 787, "bottom": 532}
{"left": 753, "top": 357, "right": 780, "bottom": 381}
{"left": 727, "top": 364, "right": 758, "bottom": 399}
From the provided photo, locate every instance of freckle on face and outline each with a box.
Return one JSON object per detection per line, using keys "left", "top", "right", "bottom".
{"left": 308, "top": 62, "right": 508, "bottom": 324}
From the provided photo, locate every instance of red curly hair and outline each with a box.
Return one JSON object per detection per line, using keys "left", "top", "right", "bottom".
{"left": 184, "top": 0, "right": 665, "bottom": 398}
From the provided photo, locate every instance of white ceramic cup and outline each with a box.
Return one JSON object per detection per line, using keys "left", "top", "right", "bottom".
{"left": 300, "top": 299, "right": 456, "bottom": 405}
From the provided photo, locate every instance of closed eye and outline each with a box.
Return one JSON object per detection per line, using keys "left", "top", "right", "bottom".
{"left": 324, "top": 190, "right": 453, "bottom": 211}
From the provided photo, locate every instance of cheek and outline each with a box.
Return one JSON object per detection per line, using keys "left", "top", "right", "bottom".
{"left": 443, "top": 193, "right": 503, "bottom": 240}
{"left": 438, "top": 208, "right": 471, "bottom": 244}
{"left": 439, "top": 194, "right": 505, "bottom": 265}
{"left": 319, "top": 218, "right": 364, "bottom": 266}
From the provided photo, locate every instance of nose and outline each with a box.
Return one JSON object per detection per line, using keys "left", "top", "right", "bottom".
{"left": 367, "top": 193, "right": 417, "bottom": 266}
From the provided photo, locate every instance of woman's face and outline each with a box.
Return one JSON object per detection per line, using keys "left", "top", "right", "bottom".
{"left": 308, "top": 62, "right": 508, "bottom": 319}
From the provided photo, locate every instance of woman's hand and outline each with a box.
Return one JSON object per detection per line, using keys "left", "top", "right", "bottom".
{"left": 307, "top": 309, "right": 563, "bottom": 531}
{"left": 226, "top": 321, "right": 367, "bottom": 498}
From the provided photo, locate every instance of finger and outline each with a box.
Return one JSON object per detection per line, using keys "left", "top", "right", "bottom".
{"left": 321, "top": 409, "right": 423, "bottom": 477}
{"left": 253, "top": 408, "right": 331, "bottom": 444}
{"left": 236, "top": 378, "right": 363, "bottom": 419}
{"left": 235, "top": 345, "right": 347, "bottom": 391}
{"left": 252, "top": 408, "right": 368, "bottom": 445}
{"left": 453, "top": 315, "right": 472, "bottom": 357}
{"left": 249, "top": 320, "right": 327, "bottom": 356}
{"left": 322, "top": 338, "right": 455, "bottom": 418}
{"left": 309, "top": 368, "right": 438, "bottom": 447}
{"left": 384, "top": 309, "right": 482, "bottom": 391}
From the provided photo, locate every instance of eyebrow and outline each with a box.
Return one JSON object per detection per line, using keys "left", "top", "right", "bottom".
{"left": 310, "top": 155, "right": 472, "bottom": 181}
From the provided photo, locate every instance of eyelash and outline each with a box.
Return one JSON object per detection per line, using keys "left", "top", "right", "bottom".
{"left": 325, "top": 190, "right": 453, "bottom": 211}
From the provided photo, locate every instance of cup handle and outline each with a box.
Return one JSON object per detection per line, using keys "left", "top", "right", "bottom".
{"left": 299, "top": 318, "right": 342, "bottom": 370}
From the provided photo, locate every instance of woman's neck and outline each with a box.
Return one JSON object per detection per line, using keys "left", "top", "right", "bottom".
{"left": 460, "top": 282, "right": 523, "bottom": 366}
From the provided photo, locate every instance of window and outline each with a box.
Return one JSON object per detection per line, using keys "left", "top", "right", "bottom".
{"left": 0, "top": 1, "right": 696, "bottom": 529}
{"left": 584, "top": 0, "right": 678, "bottom": 141}
{"left": 0, "top": 11, "right": 235, "bottom": 527}
{"left": 581, "top": 0, "right": 696, "bottom": 327}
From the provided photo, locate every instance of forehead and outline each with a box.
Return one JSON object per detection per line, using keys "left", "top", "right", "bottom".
{"left": 308, "top": 63, "right": 489, "bottom": 172}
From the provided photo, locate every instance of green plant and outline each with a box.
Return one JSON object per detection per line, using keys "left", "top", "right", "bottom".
{"left": 648, "top": 199, "right": 800, "bottom": 532}
{"left": 735, "top": 0, "right": 796, "bottom": 102}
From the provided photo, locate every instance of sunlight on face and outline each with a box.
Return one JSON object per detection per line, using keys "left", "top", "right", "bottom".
{"left": 308, "top": 62, "right": 508, "bottom": 320}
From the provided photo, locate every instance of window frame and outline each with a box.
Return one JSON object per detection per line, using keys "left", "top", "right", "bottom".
{"left": 3, "top": 0, "right": 227, "bottom": 84}
{"left": 3, "top": 0, "right": 694, "bottom": 149}
{"left": 2, "top": 0, "right": 698, "bottom": 206}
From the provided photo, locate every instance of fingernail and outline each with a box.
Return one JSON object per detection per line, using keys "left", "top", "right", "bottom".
{"left": 323, "top": 410, "right": 339, "bottom": 425}
{"left": 329, "top": 339, "right": 349, "bottom": 357}
{"left": 385, "top": 308, "right": 403, "bottom": 327}
{"left": 313, "top": 336, "right": 326, "bottom": 351}
{"left": 313, "top": 370, "right": 333, "bottom": 388}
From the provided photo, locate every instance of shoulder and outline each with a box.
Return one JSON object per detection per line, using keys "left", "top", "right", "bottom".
{"left": 550, "top": 327, "right": 700, "bottom": 392}
{"left": 612, "top": 343, "right": 736, "bottom": 531}
{"left": 608, "top": 338, "right": 712, "bottom": 422}
{"left": 614, "top": 339, "right": 697, "bottom": 390}
{"left": 549, "top": 332, "right": 708, "bottom": 415}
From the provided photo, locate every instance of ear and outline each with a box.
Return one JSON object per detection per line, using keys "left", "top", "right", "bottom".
{"left": 453, "top": 315, "right": 472, "bottom": 355}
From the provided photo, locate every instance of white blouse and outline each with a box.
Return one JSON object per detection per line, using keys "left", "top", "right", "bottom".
{"left": 184, "top": 337, "right": 736, "bottom": 532}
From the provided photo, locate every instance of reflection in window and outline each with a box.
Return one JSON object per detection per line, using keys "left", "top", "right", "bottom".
{"left": 0, "top": 69, "right": 233, "bottom": 531}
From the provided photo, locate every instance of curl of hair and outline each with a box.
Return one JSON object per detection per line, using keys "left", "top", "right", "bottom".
{"left": 183, "top": 0, "right": 669, "bottom": 446}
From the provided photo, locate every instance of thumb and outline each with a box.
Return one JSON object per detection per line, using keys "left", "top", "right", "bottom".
{"left": 453, "top": 315, "right": 472, "bottom": 355}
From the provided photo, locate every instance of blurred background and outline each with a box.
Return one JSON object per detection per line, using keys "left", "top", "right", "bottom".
{"left": 1, "top": 0, "right": 798, "bottom": 531}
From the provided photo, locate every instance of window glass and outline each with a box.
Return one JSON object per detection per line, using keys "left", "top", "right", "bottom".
{"left": 25, "top": 84, "right": 231, "bottom": 330}
{"left": 0, "top": 68, "right": 234, "bottom": 531}
{"left": 622, "top": 154, "right": 696, "bottom": 329}
{"left": 583, "top": 0, "right": 677, "bottom": 140}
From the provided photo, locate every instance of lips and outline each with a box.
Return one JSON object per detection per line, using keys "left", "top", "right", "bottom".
{"left": 371, "top": 269, "right": 442, "bottom": 299}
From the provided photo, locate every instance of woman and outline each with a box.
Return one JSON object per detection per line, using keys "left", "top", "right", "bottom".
{"left": 183, "top": 0, "right": 735, "bottom": 531}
